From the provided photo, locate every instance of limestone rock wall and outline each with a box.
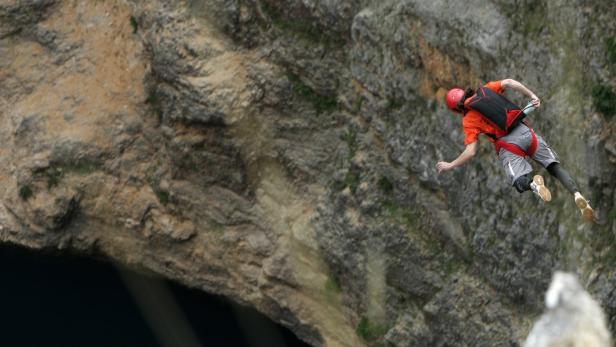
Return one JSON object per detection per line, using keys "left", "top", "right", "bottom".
{"left": 1, "top": 0, "right": 615, "bottom": 346}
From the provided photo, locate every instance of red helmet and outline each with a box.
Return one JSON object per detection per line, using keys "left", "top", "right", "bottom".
{"left": 445, "top": 88, "right": 465, "bottom": 111}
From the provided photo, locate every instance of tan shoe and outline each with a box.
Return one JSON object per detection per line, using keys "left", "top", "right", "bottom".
{"left": 530, "top": 175, "right": 552, "bottom": 202}
{"left": 574, "top": 192, "right": 594, "bottom": 221}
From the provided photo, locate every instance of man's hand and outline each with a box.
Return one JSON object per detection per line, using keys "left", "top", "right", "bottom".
{"left": 502, "top": 78, "right": 541, "bottom": 108}
{"left": 436, "top": 142, "right": 477, "bottom": 175}
{"left": 530, "top": 95, "right": 541, "bottom": 108}
{"left": 436, "top": 161, "right": 455, "bottom": 174}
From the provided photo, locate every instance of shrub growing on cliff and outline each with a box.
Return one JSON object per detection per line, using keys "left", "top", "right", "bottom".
{"left": 287, "top": 73, "right": 338, "bottom": 114}
{"left": 345, "top": 170, "right": 360, "bottom": 194}
{"left": 606, "top": 37, "right": 616, "bottom": 64}
{"left": 324, "top": 277, "right": 341, "bottom": 303}
{"left": 43, "top": 167, "right": 63, "bottom": 189}
{"left": 341, "top": 128, "right": 357, "bottom": 160}
{"left": 354, "top": 97, "right": 364, "bottom": 114}
{"left": 261, "top": 2, "right": 320, "bottom": 42}
{"left": 35, "top": 162, "right": 99, "bottom": 190}
{"left": 156, "top": 190, "right": 169, "bottom": 205}
{"left": 592, "top": 85, "right": 616, "bottom": 119}
{"left": 378, "top": 176, "right": 393, "bottom": 194}
{"left": 260, "top": 2, "right": 346, "bottom": 46}
{"left": 130, "top": 16, "right": 138, "bottom": 34}
{"left": 18, "top": 185, "right": 33, "bottom": 200}
{"left": 356, "top": 317, "right": 388, "bottom": 343}
{"left": 324, "top": 277, "right": 341, "bottom": 293}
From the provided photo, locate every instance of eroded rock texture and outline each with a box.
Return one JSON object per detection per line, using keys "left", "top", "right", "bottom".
{"left": 1, "top": 0, "right": 615, "bottom": 346}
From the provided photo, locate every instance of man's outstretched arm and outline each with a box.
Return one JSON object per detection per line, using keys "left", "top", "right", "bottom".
{"left": 436, "top": 141, "right": 478, "bottom": 174}
{"left": 501, "top": 79, "right": 541, "bottom": 107}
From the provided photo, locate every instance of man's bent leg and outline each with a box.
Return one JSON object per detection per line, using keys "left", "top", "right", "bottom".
{"left": 513, "top": 173, "right": 551, "bottom": 200}
{"left": 514, "top": 174, "right": 532, "bottom": 192}
{"left": 499, "top": 150, "right": 533, "bottom": 191}
{"left": 500, "top": 149, "right": 551, "bottom": 201}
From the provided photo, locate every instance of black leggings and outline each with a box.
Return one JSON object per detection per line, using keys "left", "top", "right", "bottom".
{"left": 513, "top": 163, "right": 578, "bottom": 194}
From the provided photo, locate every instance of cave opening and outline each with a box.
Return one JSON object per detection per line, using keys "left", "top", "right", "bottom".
{"left": 0, "top": 244, "right": 311, "bottom": 347}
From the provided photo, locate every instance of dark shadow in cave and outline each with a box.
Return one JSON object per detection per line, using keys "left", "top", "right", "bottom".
{"left": 0, "top": 244, "right": 312, "bottom": 347}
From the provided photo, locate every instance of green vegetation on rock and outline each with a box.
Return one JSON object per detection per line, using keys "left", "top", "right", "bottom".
{"left": 63, "top": 162, "right": 99, "bottom": 175}
{"left": 18, "top": 184, "right": 33, "bottom": 200}
{"left": 145, "top": 91, "right": 158, "bottom": 104}
{"left": 345, "top": 170, "right": 360, "bottom": 194}
{"left": 333, "top": 169, "right": 360, "bottom": 194}
{"left": 209, "top": 221, "right": 225, "bottom": 233}
{"left": 43, "top": 168, "right": 62, "bottom": 189}
{"left": 591, "top": 84, "right": 616, "bottom": 119}
{"left": 378, "top": 176, "right": 393, "bottom": 194}
{"left": 606, "top": 37, "right": 616, "bottom": 64}
{"left": 521, "top": 2, "right": 547, "bottom": 37}
{"left": 354, "top": 97, "right": 364, "bottom": 114}
{"left": 356, "top": 317, "right": 389, "bottom": 343}
{"left": 333, "top": 127, "right": 361, "bottom": 194}
{"left": 287, "top": 73, "right": 338, "bottom": 114}
{"left": 130, "top": 16, "right": 138, "bottom": 34}
{"left": 156, "top": 190, "right": 170, "bottom": 205}
{"left": 380, "top": 200, "right": 414, "bottom": 228}
{"left": 324, "top": 277, "right": 341, "bottom": 303}
{"left": 262, "top": 3, "right": 318, "bottom": 42}
{"left": 387, "top": 98, "right": 404, "bottom": 112}
{"left": 608, "top": 207, "right": 616, "bottom": 220}
{"left": 589, "top": 226, "right": 616, "bottom": 265}
{"left": 146, "top": 164, "right": 170, "bottom": 205}
{"left": 33, "top": 162, "right": 99, "bottom": 191}
{"left": 342, "top": 128, "right": 358, "bottom": 160}
{"left": 324, "top": 277, "right": 341, "bottom": 293}
{"left": 145, "top": 89, "right": 163, "bottom": 123}
{"left": 261, "top": 2, "right": 346, "bottom": 46}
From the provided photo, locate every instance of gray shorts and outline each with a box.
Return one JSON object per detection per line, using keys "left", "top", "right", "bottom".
{"left": 498, "top": 124, "right": 560, "bottom": 184}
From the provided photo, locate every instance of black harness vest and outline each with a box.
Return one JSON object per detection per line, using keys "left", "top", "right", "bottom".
{"left": 465, "top": 87, "right": 525, "bottom": 136}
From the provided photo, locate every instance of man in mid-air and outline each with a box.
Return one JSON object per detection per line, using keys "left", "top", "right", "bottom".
{"left": 436, "top": 79, "right": 594, "bottom": 221}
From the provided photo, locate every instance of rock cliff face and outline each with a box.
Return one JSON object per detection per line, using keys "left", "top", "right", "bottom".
{"left": 1, "top": 0, "right": 615, "bottom": 346}
{"left": 524, "top": 272, "right": 612, "bottom": 347}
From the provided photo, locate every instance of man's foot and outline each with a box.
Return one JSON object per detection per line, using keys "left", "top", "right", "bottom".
{"left": 574, "top": 192, "right": 594, "bottom": 221}
{"left": 530, "top": 175, "right": 552, "bottom": 202}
